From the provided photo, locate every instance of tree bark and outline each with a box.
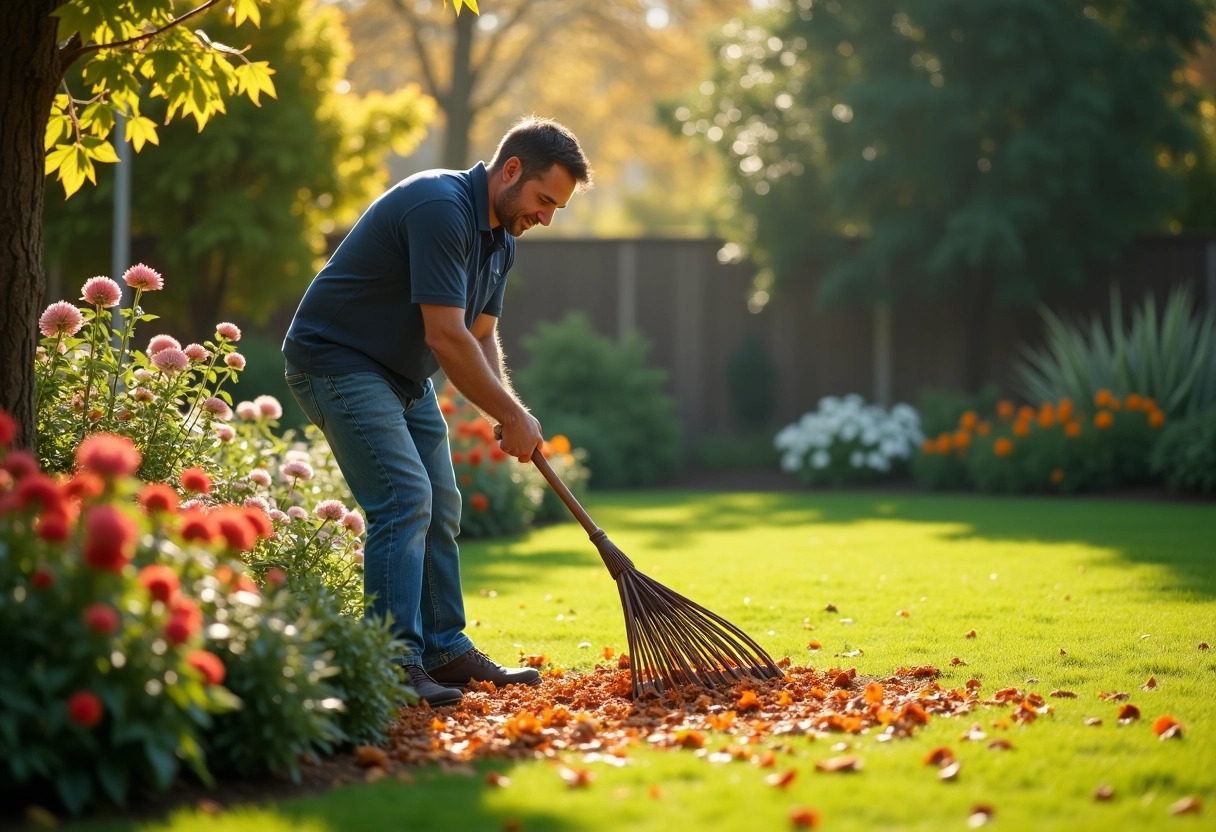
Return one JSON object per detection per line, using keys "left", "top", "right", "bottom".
{"left": 961, "top": 271, "right": 996, "bottom": 394}
{"left": 0, "top": 2, "right": 62, "bottom": 450}
{"left": 439, "top": 9, "right": 477, "bottom": 169}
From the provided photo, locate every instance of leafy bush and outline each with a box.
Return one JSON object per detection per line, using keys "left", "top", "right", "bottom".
{"left": 515, "top": 312, "right": 682, "bottom": 488}
{"left": 774, "top": 395, "right": 922, "bottom": 486}
{"left": 1151, "top": 406, "right": 1216, "bottom": 494}
{"left": 726, "top": 335, "right": 777, "bottom": 430}
{"left": 689, "top": 430, "right": 782, "bottom": 470}
{"left": 1015, "top": 284, "right": 1216, "bottom": 418}
{"left": 916, "top": 385, "right": 1002, "bottom": 437}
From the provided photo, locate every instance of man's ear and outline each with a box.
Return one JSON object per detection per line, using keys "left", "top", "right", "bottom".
{"left": 501, "top": 156, "right": 522, "bottom": 183}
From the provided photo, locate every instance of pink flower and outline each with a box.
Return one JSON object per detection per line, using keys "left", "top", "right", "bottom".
{"left": 340, "top": 511, "right": 366, "bottom": 536}
{"left": 203, "top": 397, "right": 233, "bottom": 420}
{"left": 354, "top": 549, "right": 365, "bottom": 565}
{"left": 287, "top": 506, "right": 308, "bottom": 520}
{"left": 76, "top": 433, "right": 141, "bottom": 478}
{"left": 184, "top": 343, "right": 209, "bottom": 363}
{"left": 269, "top": 509, "right": 288, "bottom": 524}
{"left": 236, "top": 401, "right": 259, "bottom": 420}
{"left": 281, "top": 461, "right": 313, "bottom": 481}
{"left": 215, "top": 322, "right": 242, "bottom": 342}
{"left": 315, "top": 500, "right": 347, "bottom": 521}
{"left": 146, "top": 334, "right": 182, "bottom": 356}
{"left": 224, "top": 353, "right": 246, "bottom": 371}
{"left": 151, "top": 348, "right": 189, "bottom": 375}
{"left": 254, "top": 395, "right": 283, "bottom": 419}
{"left": 216, "top": 425, "right": 236, "bottom": 442}
{"left": 121, "top": 263, "right": 163, "bottom": 291}
{"left": 39, "top": 301, "right": 84, "bottom": 338}
{"left": 83, "top": 505, "right": 138, "bottom": 573}
{"left": 132, "top": 388, "right": 155, "bottom": 403}
{"left": 249, "top": 469, "right": 272, "bottom": 487}
{"left": 243, "top": 496, "right": 270, "bottom": 514}
{"left": 81, "top": 276, "right": 122, "bottom": 308}
{"left": 179, "top": 498, "right": 206, "bottom": 512}
{"left": 133, "top": 368, "right": 153, "bottom": 382}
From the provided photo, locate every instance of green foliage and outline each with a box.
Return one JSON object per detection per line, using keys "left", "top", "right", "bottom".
{"left": 47, "top": 0, "right": 276, "bottom": 199}
{"left": 1151, "top": 405, "right": 1216, "bottom": 493}
{"left": 688, "top": 430, "right": 781, "bottom": 471}
{"left": 1015, "top": 284, "right": 1216, "bottom": 418}
{"left": 675, "top": 0, "right": 1214, "bottom": 306}
{"left": 43, "top": 0, "right": 433, "bottom": 334}
{"left": 515, "top": 313, "right": 682, "bottom": 489}
{"left": 915, "top": 384, "right": 1001, "bottom": 437}
{"left": 726, "top": 335, "right": 777, "bottom": 430}
{"left": 774, "top": 395, "right": 922, "bottom": 486}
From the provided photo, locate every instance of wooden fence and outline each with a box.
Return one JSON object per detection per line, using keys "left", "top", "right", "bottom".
{"left": 500, "top": 234, "right": 1216, "bottom": 444}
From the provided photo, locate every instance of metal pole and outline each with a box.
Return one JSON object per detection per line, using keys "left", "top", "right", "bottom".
{"left": 112, "top": 110, "right": 131, "bottom": 292}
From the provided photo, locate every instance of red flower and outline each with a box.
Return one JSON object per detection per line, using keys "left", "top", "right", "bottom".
{"left": 83, "top": 505, "right": 138, "bottom": 573}
{"left": 82, "top": 603, "right": 120, "bottom": 635}
{"left": 451, "top": 451, "right": 465, "bottom": 464}
{"left": 187, "top": 649, "right": 226, "bottom": 686}
{"left": 62, "top": 471, "right": 105, "bottom": 501}
{"left": 3, "top": 450, "right": 40, "bottom": 481}
{"left": 164, "top": 597, "right": 202, "bottom": 644}
{"left": 265, "top": 567, "right": 287, "bottom": 588}
{"left": 180, "top": 467, "right": 211, "bottom": 494}
{"left": 30, "top": 566, "right": 56, "bottom": 589}
{"left": 213, "top": 508, "right": 257, "bottom": 552}
{"left": 76, "top": 433, "right": 142, "bottom": 479}
{"left": 179, "top": 510, "right": 216, "bottom": 543}
{"left": 470, "top": 493, "right": 489, "bottom": 512}
{"left": 14, "top": 473, "right": 66, "bottom": 514}
{"left": 139, "top": 483, "right": 179, "bottom": 515}
{"left": 468, "top": 448, "right": 483, "bottom": 466}
{"left": 67, "top": 691, "right": 104, "bottom": 727}
{"left": 0, "top": 409, "right": 16, "bottom": 447}
{"left": 234, "top": 574, "right": 259, "bottom": 594}
{"left": 241, "top": 506, "right": 273, "bottom": 539}
{"left": 139, "top": 564, "right": 180, "bottom": 604}
{"left": 35, "top": 509, "right": 72, "bottom": 542}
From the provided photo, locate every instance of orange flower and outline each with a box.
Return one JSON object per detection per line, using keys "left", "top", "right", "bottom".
{"left": 470, "top": 493, "right": 489, "bottom": 512}
{"left": 1057, "top": 398, "right": 1074, "bottom": 421}
{"left": 1065, "top": 421, "right": 1082, "bottom": 438}
{"left": 549, "top": 435, "right": 572, "bottom": 454}
{"left": 1050, "top": 469, "right": 1064, "bottom": 484}
{"left": 935, "top": 434, "right": 953, "bottom": 454}
{"left": 451, "top": 451, "right": 464, "bottom": 464}
{"left": 1017, "top": 405, "right": 1036, "bottom": 423}
{"left": 1094, "top": 389, "right": 1112, "bottom": 408}
{"left": 1037, "top": 409, "right": 1055, "bottom": 429}
{"left": 1143, "top": 396, "right": 1157, "bottom": 411}
{"left": 976, "top": 421, "right": 992, "bottom": 437}
{"left": 1013, "top": 420, "right": 1031, "bottom": 437}
{"left": 439, "top": 397, "right": 456, "bottom": 415}
{"left": 953, "top": 430, "right": 971, "bottom": 450}
{"left": 1094, "top": 411, "right": 1113, "bottom": 430}
{"left": 959, "top": 411, "right": 978, "bottom": 431}
{"left": 996, "top": 400, "right": 1015, "bottom": 420}
{"left": 921, "top": 438, "right": 936, "bottom": 454}
{"left": 993, "top": 438, "right": 1014, "bottom": 457}
{"left": 1125, "top": 393, "right": 1142, "bottom": 410}
{"left": 1108, "top": 397, "right": 1122, "bottom": 411}
{"left": 1148, "top": 410, "right": 1165, "bottom": 428}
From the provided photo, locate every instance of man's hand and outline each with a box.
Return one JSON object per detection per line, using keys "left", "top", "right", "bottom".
{"left": 495, "top": 418, "right": 542, "bottom": 463}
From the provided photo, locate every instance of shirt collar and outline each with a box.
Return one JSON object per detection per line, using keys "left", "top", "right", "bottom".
{"left": 468, "top": 162, "right": 508, "bottom": 250}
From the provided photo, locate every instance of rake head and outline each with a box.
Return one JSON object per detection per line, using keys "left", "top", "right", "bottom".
{"left": 591, "top": 530, "right": 784, "bottom": 699}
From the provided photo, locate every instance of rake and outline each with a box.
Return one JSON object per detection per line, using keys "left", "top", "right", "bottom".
{"left": 521, "top": 440, "right": 783, "bottom": 699}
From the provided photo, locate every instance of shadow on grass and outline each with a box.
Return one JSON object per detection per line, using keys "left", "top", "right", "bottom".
{"left": 483, "top": 490, "right": 1216, "bottom": 599}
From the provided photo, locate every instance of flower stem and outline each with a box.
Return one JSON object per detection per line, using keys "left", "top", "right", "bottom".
{"left": 106, "top": 288, "right": 142, "bottom": 420}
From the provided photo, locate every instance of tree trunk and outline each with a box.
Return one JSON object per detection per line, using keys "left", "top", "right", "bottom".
{"left": 0, "top": 2, "right": 62, "bottom": 450}
{"left": 439, "top": 9, "right": 477, "bottom": 169}
{"left": 961, "top": 271, "right": 996, "bottom": 393}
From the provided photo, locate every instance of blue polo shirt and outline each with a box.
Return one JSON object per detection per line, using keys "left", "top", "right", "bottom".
{"left": 283, "top": 163, "right": 513, "bottom": 398}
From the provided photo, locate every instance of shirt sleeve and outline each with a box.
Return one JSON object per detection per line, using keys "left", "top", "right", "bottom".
{"left": 403, "top": 199, "right": 474, "bottom": 308}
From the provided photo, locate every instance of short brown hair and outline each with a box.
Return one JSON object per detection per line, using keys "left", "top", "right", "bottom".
{"left": 489, "top": 116, "right": 593, "bottom": 191}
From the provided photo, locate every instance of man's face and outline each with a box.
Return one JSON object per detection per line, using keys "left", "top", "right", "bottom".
{"left": 494, "top": 163, "right": 578, "bottom": 237}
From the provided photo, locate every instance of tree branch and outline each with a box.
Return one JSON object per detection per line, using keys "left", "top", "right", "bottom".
{"left": 387, "top": 0, "right": 442, "bottom": 100}
{"left": 472, "top": 10, "right": 581, "bottom": 110}
{"left": 58, "top": 0, "right": 228, "bottom": 70}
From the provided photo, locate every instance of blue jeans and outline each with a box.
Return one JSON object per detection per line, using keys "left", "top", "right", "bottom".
{"left": 284, "top": 368, "right": 473, "bottom": 670}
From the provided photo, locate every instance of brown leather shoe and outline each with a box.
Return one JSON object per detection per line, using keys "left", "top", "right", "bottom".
{"left": 430, "top": 648, "right": 542, "bottom": 688}
{"left": 403, "top": 665, "right": 463, "bottom": 706}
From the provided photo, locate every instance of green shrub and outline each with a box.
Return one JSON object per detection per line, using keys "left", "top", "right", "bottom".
{"left": 1151, "top": 406, "right": 1216, "bottom": 494}
{"left": 515, "top": 313, "right": 682, "bottom": 488}
{"left": 916, "top": 384, "right": 1002, "bottom": 437}
{"left": 689, "top": 430, "right": 782, "bottom": 470}
{"left": 1015, "top": 284, "right": 1216, "bottom": 418}
{"left": 726, "top": 335, "right": 776, "bottom": 430}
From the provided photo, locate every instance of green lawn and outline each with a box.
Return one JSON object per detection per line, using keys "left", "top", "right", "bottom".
{"left": 76, "top": 492, "right": 1215, "bottom": 832}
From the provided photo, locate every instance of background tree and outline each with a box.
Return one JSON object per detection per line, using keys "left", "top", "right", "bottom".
{"left": 41, "top": 0, "right": 432, "bottom": 340}
{"left": 675, "top": 0, "right": 1216, "bottom": 388}
{"left": 342, "top": 0, "right": 744, "bottom": 235}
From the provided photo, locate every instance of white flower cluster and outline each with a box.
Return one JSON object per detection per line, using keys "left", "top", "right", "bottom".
{"left": 774, "top": 394, "right": 923, "bottom": 480}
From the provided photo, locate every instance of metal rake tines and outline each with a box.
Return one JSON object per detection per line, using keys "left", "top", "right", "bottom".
{"left": 615, "top": 569, "right": 783, "bottom": 699}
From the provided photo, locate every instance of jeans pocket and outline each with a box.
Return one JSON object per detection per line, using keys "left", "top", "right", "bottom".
{"left": 285, "top": 373, "right": 325, "bottom": 430}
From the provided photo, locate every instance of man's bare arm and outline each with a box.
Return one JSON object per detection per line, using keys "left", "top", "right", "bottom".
{"left": 421, "top": 303, "right": 540, "bottom": 459}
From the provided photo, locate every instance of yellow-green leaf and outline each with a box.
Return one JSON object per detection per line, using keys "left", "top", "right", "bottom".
{"left": 45, "top": 143, "right": 75, "bottom": 176}
{"left": 45, "top": 115, "right": 71, "bottom": 151}
{"left": 231, "top": 0, "right": 262, "bottom": 27}
{"left": 234, "top": 61, "right": 276, "bottom": 106}
{"left": 125, "top": 115, "right": 159, "bottom": 152}
{"left": 81, "top": 136, "right": 120, "bottom": 164}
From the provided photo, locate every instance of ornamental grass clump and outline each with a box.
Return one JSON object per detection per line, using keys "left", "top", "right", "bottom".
{"left": 440, "top": 383, "right": 590, "bottom": 538}
{"left": 915, "top": 391, "right": 1167, "bottom": 493}
{"left": 774, "top": 395, "right": 923, "bottom": 486}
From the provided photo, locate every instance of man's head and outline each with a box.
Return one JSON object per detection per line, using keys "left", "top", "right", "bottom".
{"left": 487, "top": 117, "right": 593, "bottom": 237}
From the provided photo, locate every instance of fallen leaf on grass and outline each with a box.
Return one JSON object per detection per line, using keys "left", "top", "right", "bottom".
{"left": 789, "top": 807, "right": 820, "bottom": 828}
{"left": 486, "top": 771, "right": 511, "bottom": 787}
{"left": 961, "top": 723, "right": 987, "bottom": 742}
{"left": 1084, "top": 718, "right": 1103, "bottom": 726}
{"left": 558, "top": 766, "right": 594, "bottom": 788}
{"left": 1168, "top": 796, "right": 1202, "bottom": 815}
{"left": 825, "top": 603, "right": 838, "bottom": 612}
{"left": 1140, "top": 677, "right": 1158, "bottom": 691}
{"left": 923, "top": 746, "right": 954, "bottom": 766}
{"left": 1116, "top": 704, "right": 1141, "bottom": 724}
{"left": 765, "top": 768, "right": 798, "bottom": 788}
{"left": 967, "top": 805, "right": 995, "bottom": 828}
{"left": 520, "top": 654, "right": 547, "bottom": 668}
{"left": 736, "top": 690, "right": 761, "bottom": 711}
{"left": 1093, "top": 785, "right": 1114, "bottom": 801}
{"left": 1050, "top": 689, "right": 1077, "bottom": 698}
{"left": 364, "top": 767, "right": 387, "bottom": 783}
{"left": 965, "top": 630, "right": 978, "bottom": 639}
{"left": 987, "top": 739, "right": 1014, "bottom": 751}
{"left": 938, "top": 761, "right": 961, "bottom": 781}
{"left": 1152, "top": 715, "right": 1183, "bottom": 739}
{"left": 1200, "top": 643, "right": 1210, "bottom": 650}
{"left": 951, "top": 657, "right": 968, "bottom": 666}
{"left": 897, "top": 609, "right": 910, "bottom": 617}
{"left": 1098, "top": 691, "right": 1129, "bottom": 701}
{"left": 815, "top": 755, "right": 863, "bottom": 773}
{"left": 617, "top": 653, "right": 631, "bottom": 669}
{"left": 806, "top": 640, "right": 822, "bottom": 651}
{"left": 648, "top": 784, "right": 662, "bottom": 799}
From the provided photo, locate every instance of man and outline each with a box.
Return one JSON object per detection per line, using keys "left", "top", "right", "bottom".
{"left": 282, "top": 117, "right": 592, "bottom": 706}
